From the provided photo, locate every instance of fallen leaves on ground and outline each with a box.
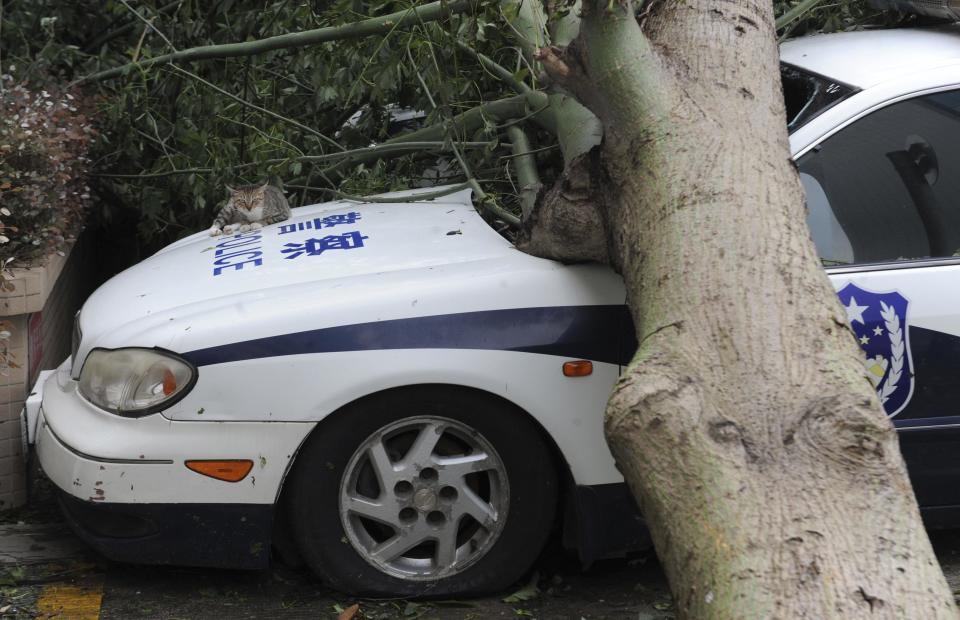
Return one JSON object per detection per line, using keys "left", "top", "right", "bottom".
{"left": 502, "top": 572, "right": 539, "bottom": 604}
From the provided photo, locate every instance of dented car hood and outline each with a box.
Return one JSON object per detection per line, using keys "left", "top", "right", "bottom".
{"left": 73, "top": 188, "right": 536, "bottom": 372}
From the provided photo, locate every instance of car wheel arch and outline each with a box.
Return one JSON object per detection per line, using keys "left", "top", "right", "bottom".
{"left": 269, "top": 382, "right": 575, "bottom": 570}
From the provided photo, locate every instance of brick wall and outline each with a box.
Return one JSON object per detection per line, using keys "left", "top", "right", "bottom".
{"left": 0, "top": 313, "right": 28, "bottom": 510}
{"left": 0, "top": 237, "right": 89, "bottom": 510}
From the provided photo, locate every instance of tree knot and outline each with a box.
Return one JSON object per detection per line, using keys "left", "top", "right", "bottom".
{"left": 707, "top": 419, "right": 760, "bottom": 462}
{"left": 784, "top": 396, "right": 895, "bottom": 471}
{"left": 707, "top": 419, "right": 741, "bottom": 445}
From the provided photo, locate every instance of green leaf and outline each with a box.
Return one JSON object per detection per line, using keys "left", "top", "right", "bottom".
{"left": 502, "top": 573, "right": 539, "bottom": 603}
{"left": 403, "top": 601, "right": 425, "bottom": 616}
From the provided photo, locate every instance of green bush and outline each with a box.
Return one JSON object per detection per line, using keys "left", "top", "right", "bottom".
{"left": 0, "top": 1, "right": 551, "bottom": 252}
{"left": 0, "top": 75, "right": 95, "bottom": 266}
{"left": 0, "top": 0, "right": 898, "bottom": 255}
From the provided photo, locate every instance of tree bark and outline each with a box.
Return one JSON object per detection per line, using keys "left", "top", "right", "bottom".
{"left": 538, "top": 0, "right": 959, "bottom": 617}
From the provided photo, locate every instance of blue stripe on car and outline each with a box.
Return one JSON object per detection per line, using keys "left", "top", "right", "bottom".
{"left": 182, "top": 305, "right": 634, "bottom": 367}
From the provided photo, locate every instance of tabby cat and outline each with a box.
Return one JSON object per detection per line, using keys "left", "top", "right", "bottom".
{"left": 208, "top": 183, "right": 291, "bottom": 236}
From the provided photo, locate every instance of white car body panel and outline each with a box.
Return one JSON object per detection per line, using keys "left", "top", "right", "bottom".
{"left": 42, "top": 187, "right": 629, "bottom": 506}
{"left": 780, "top": 26, "right": 960, "bottom": 89}
{"left": 35, "top": 360, "right": 313, "bottom": 504}
{"left": 176, "top": 349, "right": 623, "bottom": 485}
{"left": 829, "top": 264, "right": 960, "bottom": 339}
{"left": 31, "top": 27, "right": 960, "bottom": 573}
{"left": 75, "top": 191, "right": 623, "bottom": 365}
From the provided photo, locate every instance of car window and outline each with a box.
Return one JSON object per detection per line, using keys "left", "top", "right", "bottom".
{"left": 798, "top": 89, "right": 960, "bottom": 265}
{"left": 781, "top": 63, "right": 856, "bottom": 131}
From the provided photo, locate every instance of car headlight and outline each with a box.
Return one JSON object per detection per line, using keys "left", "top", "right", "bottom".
{"left": 78, "top": 348, "right": 197, "bottom": 416}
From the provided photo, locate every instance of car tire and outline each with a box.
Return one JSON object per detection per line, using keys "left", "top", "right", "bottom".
{"left": 286, "top": 385, "right": 559, "bottom": 597}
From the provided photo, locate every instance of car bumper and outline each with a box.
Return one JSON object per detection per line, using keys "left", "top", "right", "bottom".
{"left": 30, "top": 360, "right": 313, "bottom": 569}
{"left": 55, "top": 490, "right": 273, "bottom": 569}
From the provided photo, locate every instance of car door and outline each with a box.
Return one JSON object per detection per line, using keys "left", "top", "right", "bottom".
{"left": 799, "top": 88, "right": 960, "bottom": 511}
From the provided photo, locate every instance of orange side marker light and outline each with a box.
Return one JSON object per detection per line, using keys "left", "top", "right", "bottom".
{"left": 162, "top": 368, "right": 177, "bottom": 396}
{"left": 185, "top": 459, "right": 254, "bottom": 482}
{"left": 563, "top": 360, "right": 593, "bottom": 377}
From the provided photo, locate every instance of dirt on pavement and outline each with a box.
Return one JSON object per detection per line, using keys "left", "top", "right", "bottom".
{"left": 2, "top": 481, "right": 960, "bottom": 619}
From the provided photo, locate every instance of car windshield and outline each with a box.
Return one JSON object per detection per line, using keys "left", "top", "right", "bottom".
{"left": 782, "top": 63, "right": 857, "bottom": 132}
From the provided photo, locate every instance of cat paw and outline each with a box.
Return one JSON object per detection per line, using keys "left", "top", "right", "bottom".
{"left": 238, "top": 224, "right": 252, "bottom": 233}
{"left": 248, "top": 222, "right": 263, "bottom": 231}
{"left": 208, "top": 226, "right": 223, "bottom": 237}
{"left": 223, "top": 224, "right": 241, "bottom": 234}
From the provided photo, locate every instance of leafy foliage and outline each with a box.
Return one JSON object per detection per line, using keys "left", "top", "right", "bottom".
{"left": 774, "top": 0, "right": 901, "bottom": 38}
{"left": 2, "top": 1, "right": 544, "bottom": 252}
{"left": 0, "top": 75, "right": 95, "bottom": 265}
{"left": 0, "top": 0, "right": 894, "bottom": 254}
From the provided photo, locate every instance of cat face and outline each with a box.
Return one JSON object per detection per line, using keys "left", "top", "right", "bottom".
{"left": 228, "top": 184, "right": 268, "bottom": 211}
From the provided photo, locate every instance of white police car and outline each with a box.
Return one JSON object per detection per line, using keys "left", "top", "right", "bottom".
{"left": 20, "top": 24, "right": 960, "bottom": 596}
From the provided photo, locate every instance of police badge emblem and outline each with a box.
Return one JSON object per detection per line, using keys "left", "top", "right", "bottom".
{"left": 836, "top": 283, "right": 914, "bottom": 417}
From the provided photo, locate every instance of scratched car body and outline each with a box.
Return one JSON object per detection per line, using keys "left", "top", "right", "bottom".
{"left": 22, "top": 25, "right": 960, "bottom": 596}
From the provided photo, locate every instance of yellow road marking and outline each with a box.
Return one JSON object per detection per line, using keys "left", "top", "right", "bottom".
{"left": 36, "top": 582, "right": 103, "bottom": 619}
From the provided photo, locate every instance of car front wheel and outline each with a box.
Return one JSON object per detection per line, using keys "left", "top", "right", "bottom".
{"left": 286, "top": 386, "right": 558, "bottom": 596}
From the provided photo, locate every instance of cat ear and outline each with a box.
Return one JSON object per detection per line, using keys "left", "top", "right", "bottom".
{"left": 259, "top": 182, "right": 270, "bottom": 190}
{"left": 225, "top": 184, "right": 235, "bottom": 193}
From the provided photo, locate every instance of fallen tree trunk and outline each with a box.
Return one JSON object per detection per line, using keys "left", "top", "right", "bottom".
{"left": 532, "top": 0, "right": 958, "bottom": 616}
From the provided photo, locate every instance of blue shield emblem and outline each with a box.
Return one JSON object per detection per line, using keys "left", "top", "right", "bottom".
{"left": 836, "top": 283, "right": 914, "bottom": 417}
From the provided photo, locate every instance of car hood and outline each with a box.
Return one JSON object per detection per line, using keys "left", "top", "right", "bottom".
{"left": 76, "top": 188, "right": 518, "bottom": 361}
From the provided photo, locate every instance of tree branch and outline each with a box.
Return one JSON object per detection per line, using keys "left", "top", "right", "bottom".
{"left": 275, "top": 141, "right": 494, "bottom": 165}
{"left": 92, "top": 167, "right": 214, "bottom": 179}
{"left": 403, "top": 42, "right": 520, "bottom": 228}
{"left": 534, "top": 43, "right": 592, "bottom": 105}
{"left": 84, "top": 0, "right": 182, "bottom": 52}
{"left": 323, "top": 92, "right": 553, "bottom": 179}
{"left": 166, "top": 64, "right": 343, "bottom": 150}
{"left": 455, "top": 41, "right": 531, "bottom": 93}
{"left": 76, "top": 0, "right": 474, "bottom": 84}
{"left": 118, "top": 0, "right": 177, "bottom": 51}
{"left": 500, "top": 0, "right": 550, "bottom": 68}
{"left": 469, "top": 181, "right": 522, "bottom": 227}
{"left": 546, "top": 0, "right": 582, "bottom": 46}
{"left": 92, "top": 142, "right": 495, "bottom": 179}
{"left": 506, "top": 125, "right": 542, "bottom": 218}
{"left": 393, "top": 93, "right": 553, "bottom": 141}
{"left": 571, "top": 1, "right": 666, "bottom": 133}
{"left": 775, "top": 0, "right": 828, "bottom": 30}
{"left": 287, "top": 181, "right": 474, "bottom": 203}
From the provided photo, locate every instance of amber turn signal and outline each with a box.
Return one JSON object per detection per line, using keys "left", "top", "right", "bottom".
{"left": 162, "top": 368, "right": 177, "bottom": 396}
{"left": 562, "top": 360, "right": 593, "bottom": 377}
{"left": 185, "top": 459, "right": 254, "bottom": 482}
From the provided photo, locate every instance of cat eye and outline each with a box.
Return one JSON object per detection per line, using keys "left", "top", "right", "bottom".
{"left": 78, "top": 348, "right": 197, "bottom": 416}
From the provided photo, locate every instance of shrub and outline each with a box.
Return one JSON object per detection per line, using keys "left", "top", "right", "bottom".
{"left": 0, "top": 72, "right": 96, "bottom": 269}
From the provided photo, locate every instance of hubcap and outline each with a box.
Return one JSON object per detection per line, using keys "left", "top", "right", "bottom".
{"left": 338, "top": 416, "right": 509, "bottom": 581}
{"left": 413, "top": 488, "right": 438, "bottom": 511}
